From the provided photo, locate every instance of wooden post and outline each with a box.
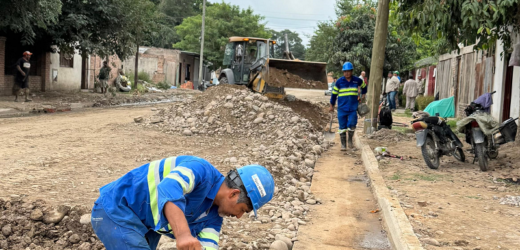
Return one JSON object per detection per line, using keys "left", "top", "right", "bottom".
{"left": 134, "top": 45, "right": 139, "bottom": 90}
{"left": 365, "top": 0, "right": 391, "bottom": 134}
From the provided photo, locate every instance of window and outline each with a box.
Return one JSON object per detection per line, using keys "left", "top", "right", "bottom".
{"left": 223, "top": 43, "right": 234, "bottom": 66}
{"left": 60, "top": 53, "right": 74, "bottom": 68}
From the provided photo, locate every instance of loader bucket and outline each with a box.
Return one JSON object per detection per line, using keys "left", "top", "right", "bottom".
{"left": 268, "top": 59, "right": 328, "bottom": 84}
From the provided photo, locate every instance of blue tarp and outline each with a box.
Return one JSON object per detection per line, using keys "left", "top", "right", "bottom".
{"left": 424, "top": 96, "right": 455, "bottom": 118}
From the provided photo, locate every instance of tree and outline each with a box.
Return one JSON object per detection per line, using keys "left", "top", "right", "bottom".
{"left": 329, "top": 2, "right": 417, "bottom": 76}
{"left": 397, "top": 0, "right": 520, "bottom": 52}
{"left": 268, "top": 29, "right": 306, "bottom": 60}
{"left": 305, "top": 21, "right": 336, "bottom": 65}
{"left": 174, "top": 2, "right": 271, "bottom": 69}
{"left": 0, "top": 0, "right": 62, "bottom": 45}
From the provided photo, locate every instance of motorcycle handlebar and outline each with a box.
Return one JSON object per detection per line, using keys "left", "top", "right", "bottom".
{"left": 490, "top": 91, "right": 497, "bottom": 95}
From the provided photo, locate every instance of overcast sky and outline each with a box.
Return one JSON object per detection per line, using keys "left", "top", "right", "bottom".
{"left": 209, "top": 0, "right": 338, "bottom": 47}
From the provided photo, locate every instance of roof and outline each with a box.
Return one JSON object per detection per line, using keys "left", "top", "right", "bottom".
{"left": 181, "top": 51, "right": 200, "bottom": 57}
{"left": 229, "top": 36, "right": 270, "bottom": 42}
{"left": 414, "top": 57, "right": 438, "bottom": 68}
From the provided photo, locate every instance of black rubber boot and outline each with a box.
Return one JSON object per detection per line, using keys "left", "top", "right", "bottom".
{"left": 348, "top": 131, "right": 355, "bottom": 149}
{"left": 340, "top": 133, "right": 347, "bottom": 151}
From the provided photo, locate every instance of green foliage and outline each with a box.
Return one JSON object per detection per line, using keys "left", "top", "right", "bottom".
{"left": 0, "top": 0, "right": 62, "bottom": 45}
{"left": 268, "top": 29, "right": 306, "bottom": 60}
{"left": 416, "top": 95, "right": 435, "bottom": 110}
{"left": 157, "top": 81, "right": 171, "bottom": 90}
{"left": 309, "top": 1, "right": 418, "bottom": 76}
{"left": 138, "top": 71, "right": 152, "bottom": 82}
{"left": 396, "top": 0, "right": 520, "bottom": 53}
{"left": 446, "top": 119, "right": 459, "bottom": 130}
{"left": 132, "top": 83, "right": 148, "bottom": 94}
{"left": 174, "top": 2, "right": 271, "bottom": 69}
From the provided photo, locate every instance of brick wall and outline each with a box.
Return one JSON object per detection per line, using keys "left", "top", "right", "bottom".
{"left": 0, "top": 37, "right": 6, "bottom": 95}
{"left": 89, "top": 54, "right": 123, "bottom": 89}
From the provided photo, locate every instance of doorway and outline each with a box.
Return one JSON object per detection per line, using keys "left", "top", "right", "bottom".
{"left": 503, "top": 65, "right": 514, "bottom": 122}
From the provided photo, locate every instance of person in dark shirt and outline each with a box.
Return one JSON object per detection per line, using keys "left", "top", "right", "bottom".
{"left": 14, "top": 51, "right": 33, "bottom": 102}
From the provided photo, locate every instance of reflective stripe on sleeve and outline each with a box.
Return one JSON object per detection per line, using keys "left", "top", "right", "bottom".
{"left": 147, "top": 160, "right": 161, "bottom": 226}
{"left": 199, "top": 228, "right": 220, "bottom": 243}
{"left": 200, "top": 241, "right": 219, "bottom": 250}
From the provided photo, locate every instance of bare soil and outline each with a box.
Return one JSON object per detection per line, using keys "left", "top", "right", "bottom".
{"left": 361, "top": 115, "right": 520, "bottom": 250}
{"left": 274, "top": 99, "right": 329, "bottom": 131}
{"left": 269, "top": 68, "right": 328, "bottom": 89}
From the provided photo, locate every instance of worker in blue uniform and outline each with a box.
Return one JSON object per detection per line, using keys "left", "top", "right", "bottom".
{"left": 329, "top": 62, "right": 367, "bottom": 150}
{"left": 91, "top": 155, "right": 275, "bottom": 250}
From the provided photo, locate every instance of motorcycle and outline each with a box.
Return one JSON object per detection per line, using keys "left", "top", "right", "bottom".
{"left": 460, "top": 91, "right": 518, "bottom": 171}
{"left": 411, "top": 115, "right": 465, "bottom": 169}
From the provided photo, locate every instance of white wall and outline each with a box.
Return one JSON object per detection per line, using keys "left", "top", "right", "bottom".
{"left": 492, "top": 40, "right": 507, "bottom": 122}
{"left": 122, "top": 56, "right": 158, "bottom": 80}
{"left": 49, "top": 51, "right": 83, "bottom": 91}
{"left": 510, "top": 67, "right": 520, "bottom": 121}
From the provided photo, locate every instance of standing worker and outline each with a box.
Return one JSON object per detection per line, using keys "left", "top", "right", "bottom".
{"left": 97, "top": 61, "right": 111, "bottom": 96}
{"left": 403, "top": 76, "right": 419, "bottom": 111}
{"left": 417, "top": 75, "right": 426, "bottom": 96}
{"left": 386, "top": 71, "right": 400, "bottom": 112}
{"left": 91, "top": 155, "right": 275, "bottom": 250}
{"left": 329, "top": 62, "right": 367, "bottom": 151}
{"left": 13, "top": 51, "right": 33, "bottom": 102}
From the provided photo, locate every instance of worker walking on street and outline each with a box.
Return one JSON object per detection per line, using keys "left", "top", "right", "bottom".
{"left": 91, "top": 155, "right": 275, "bottom": 250}
{"left": 403, "top": 76, "right": 419, "bottom": 111}
{"left": 329, "top": 62, "right": 367, "bottom": 151}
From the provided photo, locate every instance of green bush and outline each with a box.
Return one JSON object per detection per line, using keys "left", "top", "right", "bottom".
{"left": 157, "top": 81, "right": 171, "bottom": 90}
{"left": 417, "top": 95, "right": 435, "bottom": 110}
{"left": 138, "top": 71, "right": 151, "bottom": 82}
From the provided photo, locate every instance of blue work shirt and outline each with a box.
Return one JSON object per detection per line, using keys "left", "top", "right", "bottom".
{"left": 98, "top": 155, "right": 224, "bottom": 249}
{"left": 330, "top": 76, "right": 367, "bottom": 112}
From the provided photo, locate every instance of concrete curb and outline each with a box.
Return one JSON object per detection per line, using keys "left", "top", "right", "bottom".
{"left": 354, "top": 132, "right": 424, "bottom": 250}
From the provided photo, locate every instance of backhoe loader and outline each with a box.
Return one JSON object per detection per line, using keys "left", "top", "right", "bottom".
{"left": 218, "top": 36, "right": 327, "bottom": 99}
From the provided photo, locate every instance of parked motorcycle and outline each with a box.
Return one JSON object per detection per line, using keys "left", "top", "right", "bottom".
{"left": 459, "top": 91, "right": 518, "bottom": 171}
{"left": 411, "top": 115, "right": 465, "bottom": 169}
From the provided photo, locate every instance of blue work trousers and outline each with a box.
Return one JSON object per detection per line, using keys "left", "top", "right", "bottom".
{"left": 338, "top": 110, "right": 358, "bottom": 131}
{"left": 388, "top": 91, "right": 397, "bottom": 110}
{"left": 91, "top": 202, "right": 162, "bottom": 250}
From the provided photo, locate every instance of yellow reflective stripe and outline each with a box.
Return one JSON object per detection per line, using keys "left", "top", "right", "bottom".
{"left": 174, "top": 167, "right": 195, "bottom": 193}
{"left": 147, "top": 160, "right": 161, "bottom": 226}
{"left": 332, "top": 91, "right": 339, "bottom": 95}
{"left": 163, "top": 157, "right": 175, "bottom": 178}
{"left": 166, "top": 173, "right": 189, "bottom": 193}
{"left": 338, "top": 93, "right": 358, "bottom": 97}
{"left": 333, "top": 86, "right": 339, "bottom": 91}
{"left": 361, "top": 82, "right": 366, "bottom": 88}
{"left": 339, "top": 88, "right": 358, "bottom": 92}
{"left": 199, "top": 232, "right": 220, "bottom": 243}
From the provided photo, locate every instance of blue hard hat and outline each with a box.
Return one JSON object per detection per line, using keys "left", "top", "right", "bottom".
{"left": 342, "top": 62, "right": 354, "bottom": 71}
{"left": 237, "top": 165, "right": 275, "bottom": 217}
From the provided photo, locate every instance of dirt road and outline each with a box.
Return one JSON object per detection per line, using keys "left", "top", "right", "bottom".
{"left": 285, "top": 88, "right": 330, "bottom": 103}
{"left": 294, "top": 124, "right": 390, "bottom": 250}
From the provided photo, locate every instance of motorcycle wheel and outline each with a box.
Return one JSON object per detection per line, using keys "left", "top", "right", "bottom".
{"left": 453, "top": 147, "right": 466, "bottom": 162}
{"left": 475, "top": 143, "right": 488, "bottom": 171}
{"left": 421, "top": 137, "right": 440, "bottom": 169}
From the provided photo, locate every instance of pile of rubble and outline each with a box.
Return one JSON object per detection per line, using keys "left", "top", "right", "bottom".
{"left": 138, "top": 85, "right": 330, "bottom": 249}
{"left": 0, "top": 198, "right": 102, "bottom": 250}
{"left": 268, "top": 68, "right": 328, "bottom": 90}
{"left": 499, "top": 195, "right": 520, "bottom": 207}
{"left": 366, "top": 128, "right": 412, "bottom": 142}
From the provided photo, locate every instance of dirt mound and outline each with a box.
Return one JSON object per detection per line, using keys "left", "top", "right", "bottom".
{"left": 275, "top": 99, "right": 329, "bottom": 130}
{"left": 366, "top": 128, "right": 412, "bottom": 142}
{"left": 138, "top": 84, "right": 332, "bottom": 249}
{"left": 268, "top": 68, "right": 328, "bottom": 90}
{"left": 0, "top": 198, "right": 103, "bottom": 250}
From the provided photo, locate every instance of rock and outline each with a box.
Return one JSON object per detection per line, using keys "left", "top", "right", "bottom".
{"left": 270, "top": 240, "right": 289, "bottom": 250}
{"left": 134, "top": 117, "right": 144, "bottom": 123}
{"left": 312, "top": 145, "right": 323, "bottom": 155}
{"left": 80, "top": 214, "right": 91, "bottom": 225}
{"left": 183, "top": 129, "right": 193, "bottom": 136}
{"left": 288, "top": 224, "right": 296, "bottom": 231}
{"left": 290, "top": 117, "right": 299, "bottom": 123}
{"left": 286, "top": 95, "right": 296, "bottom": 102}
{"left": 1, "top": 225, "right": 11, "bottom": 237}
{"left": 304, "top": 159, "right": 315, "bottom": 168}
{"left": 208, "top": 116, "right": 215, "bottom": 124}
{"left": 230, "top": 157, "right": 238, "bottom": 163}
{"left": 187, "top": 118, "right": 197, "bottom": 123}
{"left": 30, "top": 209, "right": 44, "bottom": 221}
{"left": 254, "top": 118, "right": 264, "bottom": 124}
{"left": 269, "top": 115, "right": 275, "bottom": 120}
{"left": 77, "top": 242, "right": 92, "bottom": 250}
{"left": 275, "top": 235, "right": 293, "bottom": 250}
{"left": 498, "top": 186, "right": 506, "bottom": 192}
{"left": 224, "top": 103, "right": 234, "bottom": 108}
{"left": 150, "top": 117, "right": 163, "bottom": 124}
{"left": 226, "top": 95, "right": 233, "bottom": 100}
{"left": 43, "top": 205, "right": 70, "bottom": 224}
{"left": 158, "top": 242, "right": 177, "bottom": 250}
{"left": 422, "top": 238, "right": 440, "bottom": 246}
{"left": 454, "top": 240, "right": 469, "bottom": 246}
{"left": 306, "top": 199, "right": 317, "bottom": 205}
{"left": 487, "top": 186, "right": 498, "bottom": 190}
{"left": 151, "top": 108, "right": 158, "bottom": 111}
{"left": 417, "top": 201, "right": 428, "bottom": 207}
{"left": 68, "top": 234, "right": 81, "bottom": 244}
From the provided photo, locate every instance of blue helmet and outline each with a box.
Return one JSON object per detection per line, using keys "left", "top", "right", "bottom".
{"left": 342, "top": 62, "right": 354, "bottom": 71}
{"left": 237, "top": 165, "right": 275, "bottom": 217}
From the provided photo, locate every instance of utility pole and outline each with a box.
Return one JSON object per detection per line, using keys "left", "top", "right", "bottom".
{"left": 197, "top": 0, "right": 207, "bottom": 90}
{"left": 365, "top": 0, "right": 391, "bottom": 134}
{"left": 134, "top": 45, "right": 139, "bottom": 90}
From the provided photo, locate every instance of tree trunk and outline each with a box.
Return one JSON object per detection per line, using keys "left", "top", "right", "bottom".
{"left": 365, "top": 0, "right": 391, "bottom": 134}
{"left": 134, "top": 45, "right": 139, "bottom": 90}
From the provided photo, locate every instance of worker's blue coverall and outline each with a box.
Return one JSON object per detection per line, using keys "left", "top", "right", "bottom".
{"left": 330, "top": 76, "right": 367, "bottom": 131}
{"left": 91, "top": 156, "right": 223, "bottom": 250}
